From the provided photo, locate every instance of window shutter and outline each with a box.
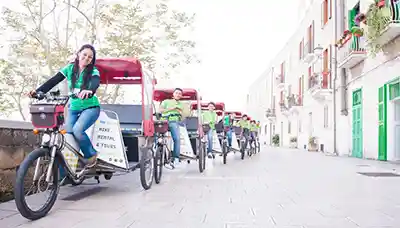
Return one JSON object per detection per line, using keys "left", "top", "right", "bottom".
{"left": 321, "top": 1, "right": 324, "bottom": 28}
{"left": 329, "top": 0, "right": 332, "bottom": 19}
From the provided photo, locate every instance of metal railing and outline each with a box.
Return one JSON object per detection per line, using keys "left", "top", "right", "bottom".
{"left": 287, "top": 94, "right": 302, "bottom": 107}
{"left": 265, "top": 108, "right": 276, "bottom": 118}
{"left": 338, "top": 36, "right": 366, "bottom": 63}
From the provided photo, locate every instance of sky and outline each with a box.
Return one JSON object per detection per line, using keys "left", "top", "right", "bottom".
{"left": 0, "top": 0, "right": 300, "bottom": 119}
{"left": 168, "top": 0, "right": 299, "bottom": 111}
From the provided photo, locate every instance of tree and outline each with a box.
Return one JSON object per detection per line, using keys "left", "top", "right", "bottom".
{"left": 0, "top": 0, "right": 199, "bottom": 119}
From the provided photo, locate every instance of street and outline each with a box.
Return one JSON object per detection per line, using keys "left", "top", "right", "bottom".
{"left": 1, "top": 147, "right": 400, "bottom": 228}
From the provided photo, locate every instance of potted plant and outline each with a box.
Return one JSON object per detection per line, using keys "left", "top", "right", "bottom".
{"left": 355, "top": 13, "right": 367, "bottom": 25}
{"left": 351, "top": 26, "right": 364, "bottom": 37}
{"left": 366, "top": 1, "right": 391, "bottom": 55}
{"left": 308, "top": 136, "right": 318, "bottom": 151}
{"left": 376, "top": 0, "right": 385, "bottom": 8}
{"left": 272, "top": 134, "right": 279, "bottom": 146}
{"left": 289, "top": 136, "right": 297, "bottom": 148}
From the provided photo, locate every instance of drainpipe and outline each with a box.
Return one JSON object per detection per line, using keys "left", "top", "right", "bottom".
{"left": 332, "top": 0, "right": 343, "bottom": 156}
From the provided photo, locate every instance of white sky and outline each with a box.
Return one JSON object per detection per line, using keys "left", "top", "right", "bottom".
{"left": 0, "top": 0, "right": 301, "bottom": 118}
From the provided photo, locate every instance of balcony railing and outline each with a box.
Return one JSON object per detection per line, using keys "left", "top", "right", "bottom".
{"left": 338, "top": 36, "right": 367, "bottom": 68}
{"left": 303, "top": 41, "right": 315, "bottom": 63}
{"left": 287, "top": 94, "right": 302, "bottom": 107}
{"left": 265, "top": 108, "right": 276, "bottom": 118}
{"left": 371, "top": 0, "right": 400, "bottom": 46}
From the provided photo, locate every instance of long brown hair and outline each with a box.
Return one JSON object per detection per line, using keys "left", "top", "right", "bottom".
{"left": 71, "top": 44, "right": 97, "bottom": 90}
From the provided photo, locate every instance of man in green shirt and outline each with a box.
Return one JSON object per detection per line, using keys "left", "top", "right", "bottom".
{"left": 223, "top": 113, "right": 235, "bottom": 147}
{"left": 238, "top": 115, "right": 251, "bottom": 150}
{"left": 202, "top": 102, "right": 218, "bottom": 158}
{"left": 159, "top": 88, "right": 183, "bottom": 169}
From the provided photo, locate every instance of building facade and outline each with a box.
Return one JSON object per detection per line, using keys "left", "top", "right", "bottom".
{"left": 247, "top": 0, "right": 400, "bottom": 161}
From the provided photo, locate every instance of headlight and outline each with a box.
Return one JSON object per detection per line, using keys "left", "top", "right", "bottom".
{"left": 42, "top": 134, "right": 51, "bottom": 144}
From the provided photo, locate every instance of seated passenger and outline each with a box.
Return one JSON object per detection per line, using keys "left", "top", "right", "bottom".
{"left": 223, "top": 113, "right": 235, "bottom": 148}
{"left": 159, "top": 88, "right": 183, "bottom": 169}
{"left": 250, "top": 120, "right": 257, "bottom": 143}
{"left": 238, "top": 115, "right": 250, "bottom": 149}
{"left": 202, "top": 102, "right": 218, "bottom": 158}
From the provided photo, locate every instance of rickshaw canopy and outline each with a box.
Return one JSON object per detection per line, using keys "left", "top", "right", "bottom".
{"left": 95, "top": 58, "right": 144, "bottom": 85}
{"left": 153, "top": 88, "right": 199, "bottom": 102}
{"left": 190, "top": 102, "right": 225, "bottom": 111}
{"left": 95, "top": 57, "right": 155, "bottom": 136}
{"left": 225, "top": 111, "right": 242, "bottom": 118}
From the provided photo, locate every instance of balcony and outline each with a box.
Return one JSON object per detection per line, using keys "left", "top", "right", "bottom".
{"left": 337, "top": 36, "right": 367, "bottom": 68}
{"left": 275, "top": 73, "right": 285, "bottom": 90}
{"left": 279, "top": 101, "right": 290, "bottom": 116}
{"left": 373, "top": 1, "right": 400, "bottom": 46}
{"left": 303, "top": 41, "right": 316, "bottom": 64}
{"left": 308, "top": 72, "right": 332, "bottom": 100}
{"left": 287, "top": 94, "right": 302, "bottom": 114}
{"left": 265, "top": 108, "right": 276, "bottom": 121}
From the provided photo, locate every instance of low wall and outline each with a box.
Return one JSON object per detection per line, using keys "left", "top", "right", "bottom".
{"left": 0, "top": 120, "right": 39, "bottom": 202}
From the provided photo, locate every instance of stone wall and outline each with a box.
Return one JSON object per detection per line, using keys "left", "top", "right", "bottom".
{"left": 0, "top": 120, "right": 39, "bottom": 202}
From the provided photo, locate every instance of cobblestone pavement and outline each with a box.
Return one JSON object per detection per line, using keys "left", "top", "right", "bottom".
{"left": 1, "top": 147, "right": 400, "bottom": 228}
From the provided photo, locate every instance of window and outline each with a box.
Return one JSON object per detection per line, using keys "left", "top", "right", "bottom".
{"left": 299, "top": 39, "right": 304, "bottom": 59}
{"left": 299, "top": 120, "right": 302, "bottom": 132}
{"left": 280, "top": 62, "right": 285, "bottom": 82}
{"left": 321, "top": 0, "right": 332, "bottom": 27}
{"left": 324, "top": 105, "right": 328, "bottom": 128}
{"left": 288, "top": 121, "right": 291, "bottom": 134}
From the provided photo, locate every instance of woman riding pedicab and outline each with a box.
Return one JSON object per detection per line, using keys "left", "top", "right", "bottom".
{"left": 15, "top": 48, "right": 159, "bottom": 220}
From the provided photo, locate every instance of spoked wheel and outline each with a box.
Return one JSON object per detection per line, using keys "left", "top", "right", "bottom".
{"left": 14, "top": 148, "right": 60, "bottom": 220}
{"left": 198, "top": 142, "right": 206, "bottom": 173}
{"left": 222, "top": 142, "right": 228, "bottom": 164}
{"left": 240, "top": 142, "right": 245, "bottom": 160}
{"left": 140, "top": 147, "right": 154, "bottom": 190}
{"left": 154, "top": 145, "right": 164, "bottom": 184}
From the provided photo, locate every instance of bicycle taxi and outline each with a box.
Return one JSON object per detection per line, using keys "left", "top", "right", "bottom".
{"left": 191, "top": 102, "right": 230, "bottom": 162}
{"left": 15, "top": 57, "right": 159, "bottom": 220}
{"left": 153, "top": 88, "right": 207, "bottom": 173}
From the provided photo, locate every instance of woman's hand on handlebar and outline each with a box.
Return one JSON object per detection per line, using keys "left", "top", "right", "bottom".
{"left": 78, "top": 90, "right": 93, "bottom": 99}
{"left": 28, "top": 90, "right": 37, "bottom": 98}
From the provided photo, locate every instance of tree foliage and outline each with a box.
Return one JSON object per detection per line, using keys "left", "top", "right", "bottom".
{"left": 0, "top": 0, "right": 199, "bottom": 119}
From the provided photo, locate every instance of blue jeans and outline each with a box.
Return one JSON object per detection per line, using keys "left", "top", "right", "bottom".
{"left": 226, "top": 129, "right": 232, "bottom": 147}
{"left": 66, "top": 107, "right": 100, "bottom": 158}
{"left": 207, "top": 130, "right": 213, "bottom": 153}
{"left": 59, "top": 107, "right": 100, "bottom": 180}
{"left": 168, "top": 121, "right": 180, "bottom": 161}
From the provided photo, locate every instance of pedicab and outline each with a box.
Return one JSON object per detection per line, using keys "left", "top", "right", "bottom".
{"left": 14, "top": 57, "right": 158, "bottom": 221}
{"left": 153, "top": 88, "right": 207, "bottom": 173}
{"left": 190, "top": 102, "right": 226, "bottom": 162}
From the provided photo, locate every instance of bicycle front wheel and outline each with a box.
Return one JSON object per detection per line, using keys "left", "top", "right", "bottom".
{"left": 14, "top": 148, "right": 60, "bottom": 220}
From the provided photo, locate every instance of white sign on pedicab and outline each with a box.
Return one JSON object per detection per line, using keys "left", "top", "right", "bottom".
{"left": 173, "top": 125, "right": 196, "bottom": 159}
{"left": 231, "top": 131, "right": 240, "bottom": 151}
{"left": 211, "top": 130, "right": 222, "bottom": 153}
{"left": 61, "top": 110, "right": 129, "bottom": 171}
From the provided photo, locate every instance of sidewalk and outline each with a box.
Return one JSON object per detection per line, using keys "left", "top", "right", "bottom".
{"left": 1, "top": 147, "right": 400, "bottom": 228}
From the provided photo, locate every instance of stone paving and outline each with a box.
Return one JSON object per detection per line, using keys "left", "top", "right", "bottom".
{"left": 1, "top": 147, "right": 400, "bottom": 228}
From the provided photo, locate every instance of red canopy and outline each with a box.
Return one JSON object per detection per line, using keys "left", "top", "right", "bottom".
{"left": 225, "top": 111, "right": 242, "bottom": 118}
{"left": 191, "top": 102, "right": 225, "bottom": 111}
{"left": 153, "top": 88, "right": 199, "bottom": 101}
{"left": 95, "top": 58, "right": 143, "bottom": 85}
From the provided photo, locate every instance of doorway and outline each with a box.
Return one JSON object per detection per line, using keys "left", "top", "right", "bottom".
{"left": 352, "top": 89, "right": 363, "bottom": 158}
{"left": 393, "top": 100, "right": 400, "bottom": 160}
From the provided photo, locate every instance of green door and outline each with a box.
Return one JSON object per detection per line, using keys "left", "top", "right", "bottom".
{"left": 352, "top": 89, "right": 363, "bottom": 158}
{"left": 378, "top": 85, "right": 387, "bottom": 161}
